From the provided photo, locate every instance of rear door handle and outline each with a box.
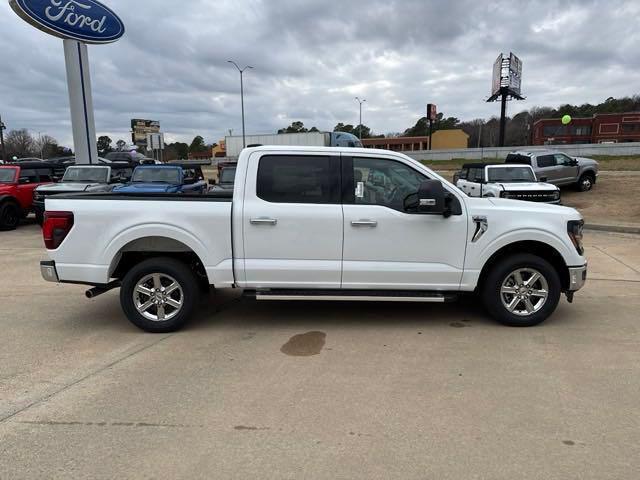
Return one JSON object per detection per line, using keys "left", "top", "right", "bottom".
{"left": 250, "top": 217, "right": 278, "bottom": 226}
{"left": 351, "top": 220, "right": 378, "bottom": 227}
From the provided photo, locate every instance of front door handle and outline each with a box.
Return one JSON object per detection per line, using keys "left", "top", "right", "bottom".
{"left": 351, "top": 220, "right": 378, "bottom": 227}
{"left": 250, "top": 217, "right": 278, "bottom": 226}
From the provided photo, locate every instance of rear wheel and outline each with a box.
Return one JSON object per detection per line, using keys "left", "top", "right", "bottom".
{"left": 0, "top": 202, "right": 20, "bottom": 231}
{"left": 120, "top": 257, "right": 200, "bottom": 333}
{"left": 577, "top": 173, "right": 595, "bottom": 192}
{"left": 482, "top": 254, "right": 561, "bottom": 327}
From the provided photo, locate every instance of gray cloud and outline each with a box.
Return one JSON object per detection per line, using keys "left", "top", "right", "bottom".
{"left": 0, "top": 0, "right": 638, "bottom": 148}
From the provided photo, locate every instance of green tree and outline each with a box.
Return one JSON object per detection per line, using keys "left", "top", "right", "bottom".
{"left": 333, "top": 123, "right": 356, "bottom": 135}
{"left": 97, "top": 135, "right": 113, "bottom": 154}
{"left": 278, "top": 121, "right": 316, "bottom": 134}
{"left": 189, "top": 136, "right": 207, "bottom": 152}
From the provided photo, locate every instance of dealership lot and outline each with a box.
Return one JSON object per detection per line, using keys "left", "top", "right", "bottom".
{"left": 1, "top": 224, "right": 639, "bottom": 479}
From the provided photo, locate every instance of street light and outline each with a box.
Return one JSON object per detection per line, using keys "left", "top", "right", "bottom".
{"left": 0, "top": 114, "right": 6, "bottom": 163}
{"left": 355, "top": 97, "right": 366, "bottom": 140}
{"left": 228, "top": 60, "right": 253, "bottom": 149}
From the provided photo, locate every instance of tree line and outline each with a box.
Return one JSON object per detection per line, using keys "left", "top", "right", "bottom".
{"left": 277, "top": 95, "right": 640, "bottom": 147}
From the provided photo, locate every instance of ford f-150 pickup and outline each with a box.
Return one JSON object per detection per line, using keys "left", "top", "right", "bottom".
{"left": 40, "top": 146, "right": 588, "bottom": 332}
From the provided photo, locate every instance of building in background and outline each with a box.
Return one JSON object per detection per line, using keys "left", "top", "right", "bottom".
{"left": 131, "top": 119, "right": 160, "bottom": 150}
{"left": 362, "top": 129, "right": 469, "bottom": 151}
{"left": 533, "top": 112, "right": 640, "bottom": 145}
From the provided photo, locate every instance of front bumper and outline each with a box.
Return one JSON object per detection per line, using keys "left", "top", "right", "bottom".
{"left": 40, "top": 260, "right": 59, "bottom": 283}
{"left": 567, "top": 263, "right": 587, "bottom": 292}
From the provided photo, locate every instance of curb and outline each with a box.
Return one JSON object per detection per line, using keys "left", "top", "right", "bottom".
{"left": 585, "top": 224, "right": 640, "bottom": 235}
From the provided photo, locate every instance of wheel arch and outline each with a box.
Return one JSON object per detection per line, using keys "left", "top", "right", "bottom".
{"left": 108, "top": 236, "right": 209, "bottom": 285}
{"left": 477, "top": 240, "right": 570, "bottom": 292}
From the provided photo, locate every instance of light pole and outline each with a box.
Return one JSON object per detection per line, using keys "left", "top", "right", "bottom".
{"left": 355, "top": 97, "right": 366, "bottom": 140}
{"left": 228, "top": 61, "right": 253, "bottom": 149}
{"left": 0, "top": 115, "right": 6, "bottom": 163}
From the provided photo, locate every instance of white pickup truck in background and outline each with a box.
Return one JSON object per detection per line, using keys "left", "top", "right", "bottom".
{"left": 455, "top": 163, "right": 561, "bottom": 203}
{"left": 40, "top": 146, "right": 587, "bottom": 332}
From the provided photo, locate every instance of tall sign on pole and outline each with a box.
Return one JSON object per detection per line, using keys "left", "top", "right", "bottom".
{"left": 9, "top": 0, "right": 125, "bottom": 164}
{"left": 487, "top": 52, "right": 524, "bottom": 147}
{"left": 426, "top": 104, "right": 437, "bottom": 150}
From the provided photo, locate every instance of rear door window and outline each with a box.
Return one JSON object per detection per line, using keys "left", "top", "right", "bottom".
{"left": 257, "top": 155, "right": 338, "bottom": 204}
{"left": 537, "top": 155, "right": 556, "bottom": 168}
{"left": 19, "top": 169, "right": 39, "bottom": 183}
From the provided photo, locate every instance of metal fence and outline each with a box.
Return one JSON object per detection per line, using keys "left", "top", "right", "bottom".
{"left": 404, "top": 142, "right": 640, "bottom": 161}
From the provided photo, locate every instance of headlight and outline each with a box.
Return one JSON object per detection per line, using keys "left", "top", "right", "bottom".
{"left": 568, "top": 220, "right": 585, "bottom": 255}
{"left": 553, "top": 190, "right": 561, "bottom": 200}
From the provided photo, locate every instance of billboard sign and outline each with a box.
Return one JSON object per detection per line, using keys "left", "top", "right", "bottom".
{"left": 508, "top": 52, "right": 523, "bottom": 96}
{"left": 426, "top": 104, "right": 437, "bottom": 121}
{"left": 131, "top": 119, "right": 160, "bottom": 147}
{"left": 491, "top": 54, "right": 503, "bottom": 97}
{"left": 9, "top": 0, "right": 125, "bottom": 44}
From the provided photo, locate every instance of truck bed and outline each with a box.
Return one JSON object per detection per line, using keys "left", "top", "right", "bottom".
{"left": 45, "top": 192, "right": 235, "bottom": 287}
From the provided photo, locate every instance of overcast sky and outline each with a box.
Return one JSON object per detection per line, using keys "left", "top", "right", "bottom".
{"left": 1, "top": 0, "right": 639, "bottom": 148}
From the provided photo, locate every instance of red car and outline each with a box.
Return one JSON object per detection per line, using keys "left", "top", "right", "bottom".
{"left": 0, "top": 162, "right": 56, "bottom": 230}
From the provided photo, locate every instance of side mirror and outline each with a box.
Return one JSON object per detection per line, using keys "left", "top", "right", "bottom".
{"left": 404, "top": 179, "right": 446, "bottom": 215}
{"left": 539, "top": 176, "right": 548, "bottom": 182}
{"left": 570, "top": 159, "right": 579, "bottom": 166}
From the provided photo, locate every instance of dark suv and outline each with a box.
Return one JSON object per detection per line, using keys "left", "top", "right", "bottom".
{"left": 0, "top": 162, "right": 56, "bottom": 230}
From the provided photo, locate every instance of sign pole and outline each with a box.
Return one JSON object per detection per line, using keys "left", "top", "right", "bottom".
{"left": 63, "top": 40, "right": 98, "bottom": 164}
{"left": 499, "top": 90, "right": 507, "bottom": 147}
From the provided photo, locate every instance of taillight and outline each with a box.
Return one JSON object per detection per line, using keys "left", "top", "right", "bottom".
{"left": 43, "top": 211, "right": 74, "bottom": 250}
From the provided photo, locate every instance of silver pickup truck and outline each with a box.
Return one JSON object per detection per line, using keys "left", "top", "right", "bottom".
{"left": 505, "top": 150, "right": 599, "bottom": 191}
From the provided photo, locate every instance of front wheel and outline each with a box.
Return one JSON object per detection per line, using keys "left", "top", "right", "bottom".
{"left": 0, "top": 202, "right": 20, "bottom": 231}
{"left": 577, "top": 173, "right": 595, "bottom": 192}
{"left": 120, "top": 257, "right": 200, "bottom": 333}
{"left": 482, "top": 254, "right": 561, "bottom": 327}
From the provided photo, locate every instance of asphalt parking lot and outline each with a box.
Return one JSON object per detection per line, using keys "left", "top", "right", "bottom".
{"left": 1, "top": 223, "right": 639, "bottom": 479}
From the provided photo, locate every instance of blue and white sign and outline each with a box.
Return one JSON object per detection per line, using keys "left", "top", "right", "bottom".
{"left": 9, "top": 0, "right": 125, "bottom": 44}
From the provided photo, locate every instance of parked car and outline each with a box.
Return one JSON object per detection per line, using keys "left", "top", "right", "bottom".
{"left": 33, "top": 165, "right": 132, "bottom": 224}
{"left": 210, "top": 163, "right": 236, "bottom": 192}
{"left": 112, "top": 162, "right": 208, "bottom": 194}
{"left": 505, "top": 150, "right": 599, "bottom": 191}
{"left": 0, "top": 162, "right": 56, "bottom": 230}
{"left": 40, "top": 146, "right": 587, "bottom": 333}
{"left": 454, "top": 163, "right": 561, "bottom": 204}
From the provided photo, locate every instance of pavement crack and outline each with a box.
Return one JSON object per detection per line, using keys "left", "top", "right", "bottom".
{"left": 592, "top": 245, "right": 640, "bottom": 275}
{"left": 0, "top": 334, "right": 173, "bottom": 425}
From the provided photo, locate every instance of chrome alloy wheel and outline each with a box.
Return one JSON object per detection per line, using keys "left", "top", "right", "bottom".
{"left": 500, "top": 268, "right": 549, "bottom": 317}
{"left": 581, "top": 176, "right": 593, "bottom": 191}
{"left": 133, "top": 273, "right": 183, "bottom": 322}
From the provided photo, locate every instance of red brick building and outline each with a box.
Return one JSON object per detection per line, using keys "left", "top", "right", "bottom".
{"left": 533, "top": 112, "right": 640, "bottom": 145}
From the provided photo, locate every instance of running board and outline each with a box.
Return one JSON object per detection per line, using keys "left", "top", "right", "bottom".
{"left": 249, "top": 289, "right": 457, "bottom": 303}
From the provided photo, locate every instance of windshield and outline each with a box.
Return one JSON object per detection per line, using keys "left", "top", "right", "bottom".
{"left": 487, "top": 166, "right": 536, "bottom": 183}
{"left": 219, "top": 167, "right": 236, "bottom": 184}
{"left": 132, "top": 168, "right": 181, "bottom": 184}
{"left": 0, "top": 169, "right": 17, "bottom": 183}
{"left": 62, "top": 167, "right": 109, "bottom": 183}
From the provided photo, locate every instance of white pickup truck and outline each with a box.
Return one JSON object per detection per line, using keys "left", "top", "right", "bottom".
{"left": 40, "top": 146, "right": 587, "bottom": 332}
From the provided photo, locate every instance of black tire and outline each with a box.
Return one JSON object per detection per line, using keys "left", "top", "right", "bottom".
{"left": 0, "top": 202, "right": 20, "bottom": 231}
{"left": 120, "top": 257, "right": 200, "bottom": 333}
{"left": 482, "top": 253, "right": 561, "bottom": 327}
{"left": 577, "top": 173, "right": 595, "bottom": 192}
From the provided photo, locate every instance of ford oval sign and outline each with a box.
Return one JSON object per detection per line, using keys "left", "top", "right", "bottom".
{"left": 9, "top": 0, "right": 125, "bottom": 44}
